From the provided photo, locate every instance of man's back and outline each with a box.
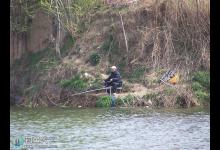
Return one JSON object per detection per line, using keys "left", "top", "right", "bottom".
{"left": 109, "top": 70, "right": 121, "bottom": 82}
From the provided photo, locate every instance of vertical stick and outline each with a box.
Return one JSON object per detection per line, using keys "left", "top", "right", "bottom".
{"left": 55, "top": 0, "right": 61, "bottom": 59}
{"left": 196, "top": 0, "right": 199, "bottom": 19}
{"left": 119, "top": 12, "right": 129, "bottom": 64}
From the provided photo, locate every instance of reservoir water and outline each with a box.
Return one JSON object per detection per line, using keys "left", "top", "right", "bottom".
{"left": 10, "top": 106, "right": 210, "bottom": 150}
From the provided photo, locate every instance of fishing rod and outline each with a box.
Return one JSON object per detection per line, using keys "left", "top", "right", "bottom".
{"left": 60, "top": 86, "right": 112, "bottom": 101}
{"left": 69, "top": 87, "right": 111, "bottom": 96}
{"left": 60, "top": 86, "right": 113, "bottom": 107}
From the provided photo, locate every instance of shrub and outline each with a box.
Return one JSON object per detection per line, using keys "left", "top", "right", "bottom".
{"left": 96, "top": 96, "right": 112, "bottom": 107}
{"left": 60, "top": 75, "right": 87, "bottom": 91}
{"left": 191, "top": 71, "right": 210, "bottom": 101}
{"left": 192, "top": 71, "right": 210, "bottom": 89}
{"left": 115, "top": 98, "right": 124, "bottom": 106}
{"left": 194, "top": 90, "right": 209, "bottom": 101}
{"left": 191, "top": 82, "right": 204, "bottom": 92}
{"left": 90, "top": 78, "right": 103, "bottom": 89}
{"left": 117, "top": 94, "right": 135, "bottom": 106}
{"left": 123, "top": 94, "right": 135, "bottom": 104}
{"left": 89, "top": 53, "right": 101, "bottom": 66}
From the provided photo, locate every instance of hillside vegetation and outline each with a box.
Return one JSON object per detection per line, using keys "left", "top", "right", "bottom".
{"left": 10, "top": 0, "right": 210, "bottom": 108}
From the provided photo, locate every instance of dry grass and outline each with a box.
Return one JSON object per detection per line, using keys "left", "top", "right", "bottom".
{"left": 89, "top": 0, "right": 210, "bottom": 79}
{"left": 138, "top": 0, "right": 210, "bottom": 77}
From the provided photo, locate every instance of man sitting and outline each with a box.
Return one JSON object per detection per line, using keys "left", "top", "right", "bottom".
{"left": 104, "top": 66, "right": 122, "bottom": 94}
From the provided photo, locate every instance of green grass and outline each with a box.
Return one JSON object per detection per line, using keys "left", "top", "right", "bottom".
{"left": 60, "top": 35, "right": 76, "bottom": 57}
{"left": 115, "top": 97, "right": 124, "bottom": 106}
{"left": 192, "top": 71, "right": 210, "bottom": 89}
{"left": 25, "top": 48, "right": 60, "bottom": 72}
{"left": 26, "top": 49, "right": 49, "bottom": 66}
{"left": 191, "top": 71, "right": 210, "bottom": 101}
{"left": 194, "top": 90, "right": 209, "bottom": 101}
{"left": 89, "top": 77, "right": 103, "bottom": 89}
{"left": 122, "top": 94, "right": 134, "bottom": 104}
{"left": 60, "top": 75, "right": 88, "bottom": 91}
{"left": 191, "top": 82, "right": 204, "bottom": 91}
{"left": 96, "top": 96, "right": 112, "bottom": 107}
{"left": 116, "top": 94, "right": 135, "bottom": 106}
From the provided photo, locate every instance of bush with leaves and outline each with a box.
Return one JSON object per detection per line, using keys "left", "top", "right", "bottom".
{"left": 116, "top": 94, "right": 135, "bottom": 106}
{"left": 60, "top": 75, "right": 87, "bottom": 91}
{"left": 89, "top": 53, "right": 101, "bottom": 66}
{"left": 96, "top": 96, "right": 112, "bottom": 107}
{"left": 192, "top": 71, "right": 210, "bottom": 89}
{"left": 191, "top": 71, "right": 210, "bottom": 101}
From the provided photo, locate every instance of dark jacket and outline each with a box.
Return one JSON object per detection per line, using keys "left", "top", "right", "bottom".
{"left": 105, "top": 71, "right": 122, "bottom": 83}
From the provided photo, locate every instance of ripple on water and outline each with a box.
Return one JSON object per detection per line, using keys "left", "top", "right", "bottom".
{"left": 10, "top": 107, "right": 210, "bottom": 150}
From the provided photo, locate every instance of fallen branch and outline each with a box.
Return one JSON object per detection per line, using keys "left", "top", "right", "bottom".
{"left": 48, "top": 97, "right": 59, "bottom": 106}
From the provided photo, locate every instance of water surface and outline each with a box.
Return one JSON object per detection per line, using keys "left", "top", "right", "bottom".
{"left": 10, "top": 106, "right": 210, "bottom": 150}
